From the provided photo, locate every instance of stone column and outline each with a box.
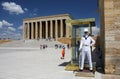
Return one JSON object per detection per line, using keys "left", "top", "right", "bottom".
{"left": 99, "top": 0, "right": 120, "bottom": 74}
{"left": 66, "top": 24, "right": 70, "bottom": 38}
{"left": 50, "top": 20, "right": 53, "bottom": 38}
{"left": 60, "top": 19, "right": 63, "bottom": 37}
{"left": 46, "top": 21, "right": 48, "bottom": 39}
{"left": 31, "top": 22, "right": 34, "bottom": 39}
{"left": 55, "top": 20, "right": 58, "bottom": 39}
{"left": 23, "top": 23, "right": 26, "bottom": 40}
{"left": 88, "top": 23, "right": 92, "bottom": 35}
{"left": 40, "top": 21, "right": 42, "bottom": 39}
{"left": 38, "top": 22, "right": 40, "bottom": 39}
{"left": 27, "top": 23, "right": 30, "bottom": 39}
{"left": 35, "top": 22, "right": 38, "bottom": 39}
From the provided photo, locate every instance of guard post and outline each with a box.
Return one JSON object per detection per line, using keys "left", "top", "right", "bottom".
{"left": 66, "top": 18, "right": 96, "bottom": 65}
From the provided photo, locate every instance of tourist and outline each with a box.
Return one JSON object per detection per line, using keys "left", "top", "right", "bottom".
{"left": 40, "top": 44, "right": 43, "bottom": 49}
{"left": 61, "top": 47, "right": 65, "bottom": 59}
{"left": 43, "top": 44, "right": 45, "bottom": 49}
{"left": 67, "top": 43, "right": 70, "bottom": 49}
{"left": 45, "top": 44, "right": 48, "bottom": 48}
{"left": 59, "top": 44, "right": 62, "bottom": 49}
{"left": 55, "top": 44, "right": 58, "bottom": 49}
{"left": 79, "top": 28, "right": 95, "bottom": 72}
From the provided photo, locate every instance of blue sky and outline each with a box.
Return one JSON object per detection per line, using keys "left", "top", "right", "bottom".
{"left": 0, "top": 0, "right": 99, "bottom": 39}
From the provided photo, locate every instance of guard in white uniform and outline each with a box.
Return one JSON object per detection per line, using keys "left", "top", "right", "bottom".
{"left": 79, "top": 28, "right": 95, "bottom": 71}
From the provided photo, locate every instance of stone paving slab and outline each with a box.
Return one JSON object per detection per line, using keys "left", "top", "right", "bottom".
{"left": 75, "top": 71, "right": 94, "bottom": 77}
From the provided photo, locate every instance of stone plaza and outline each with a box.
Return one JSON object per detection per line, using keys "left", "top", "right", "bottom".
{"left": 0, "top": 40, "right": 96, "bottom": 79}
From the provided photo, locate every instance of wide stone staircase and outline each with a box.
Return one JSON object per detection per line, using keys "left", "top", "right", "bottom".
{"left": 0, "top": 39, "right": 66, "bottom": 48}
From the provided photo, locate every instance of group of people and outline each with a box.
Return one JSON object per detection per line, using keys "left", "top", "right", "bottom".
{"left": 40, "top": 44, "right": 48, "bottom": 49}
{"left": 54, "top": 44, "right": 70, "bottom": 49}
{"left": 54, "top": 44, "right": 65, "bottom": 49}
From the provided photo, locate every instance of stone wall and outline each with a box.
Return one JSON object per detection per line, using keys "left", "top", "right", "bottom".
{"left": 57, "top": 37, "right": 71, "bottom": 44}
{"left": 102, "top": 74, "right": 120, "bottom": 79}
{"left": 99, "top": 0, "right": 120, "bottom": 74}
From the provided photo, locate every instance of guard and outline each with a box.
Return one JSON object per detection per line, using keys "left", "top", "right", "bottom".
{"left": 79, "top": 28, "right": 95, "bottom": 71}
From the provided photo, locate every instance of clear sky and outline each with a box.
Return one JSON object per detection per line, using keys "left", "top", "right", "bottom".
{"left": 0, "top": 0, "right": 99, "bottom": 39}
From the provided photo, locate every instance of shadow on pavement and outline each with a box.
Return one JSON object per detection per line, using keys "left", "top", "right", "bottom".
{"left": 58, "top": 61, "right": 70, "bottom": 66}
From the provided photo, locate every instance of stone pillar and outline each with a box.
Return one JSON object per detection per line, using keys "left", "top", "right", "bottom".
{"left": 60, "top": 19, "right": 63, "bottom": 37}
{"left": 27, "top": 23, "right": 30, "bottom": 39}
{"left": 23, "top": 23, "right": 26, "bottom": 40}
{"left": 35, "top": 22, "right": 38, "bottom": 39}
{"left": 46, "top": 21, "right": 48, "bottom": 39}
{"left": 38, "top": 22, "right": 40, "bottom": 39}
{"left": 31, "top": 22, "right": 34, "bottom": 39}
{"left": 66, "top": 24, "right": 70, "bottom": 38}
{"left": 50, "top": 20, "right": 53, "bottom": 38}
{"left": 55, "top": 20, "right": 58, "bottom": 39}
{"left": 88, "top": 23, "right": 92, "bottom": 35}
{"left": 40, "top": 21, "right": 42, "bottom": 39}
{"left": 99, "top": 0, "right": 120, "bottom": 74}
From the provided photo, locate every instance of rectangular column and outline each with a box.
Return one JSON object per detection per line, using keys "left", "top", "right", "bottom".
{"left": 40, "top": 21, "right": 42, "bottom": 39}
{"left": 27, "top": 23, "right": 30, "bottom": 39}
{"left": 50, "top": 20, "right": 53, "bottom": 38}
{"left": 38, "top": 22, "right": 40, "bottom": 39}
{"left": 55, "top": 20, "right": 58, "bottom": 39}
{"left": 31, "top": 22, "right": 34, "bottom": 39}
{"left": 23, "top": 23, "right": 26, "bottom": 40}
{"left": 63, "top": 19, "right": 70, "bottom": 38}
{"left": 60, "top": 20, "right": 63, "bottom": 37}
{"left": 46, "top": 21, "right": 48, "bottom": 39}
{"left": 66, "top": 24, "right": 70, "bottom": 38}
{"left": 89, "top": 23, "right": 92, "bottom": 35}
{"left": 35, "top": 22, "right": 38, "bottom": 39}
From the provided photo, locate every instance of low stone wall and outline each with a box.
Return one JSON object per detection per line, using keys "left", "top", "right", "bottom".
{"left": 57, "top": 37, "right": 71, "bottom": 44}
{"left": 0, "top": 40, "right": 11, "bottom": 44}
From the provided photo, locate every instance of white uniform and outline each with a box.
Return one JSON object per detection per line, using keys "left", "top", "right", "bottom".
{"left": 79, "top": 34, "right": 95, "bottom": 70}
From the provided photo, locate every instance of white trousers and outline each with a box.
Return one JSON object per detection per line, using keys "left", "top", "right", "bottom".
{"left": 80, "top": 47, "right": 93, "bottom": 70}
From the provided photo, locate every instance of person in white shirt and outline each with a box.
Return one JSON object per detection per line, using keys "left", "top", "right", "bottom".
{"left": 79, "top": 28, "right": 95, "bottom": 71}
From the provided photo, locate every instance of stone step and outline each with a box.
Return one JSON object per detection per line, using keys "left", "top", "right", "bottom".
{"left": 65, "top": 62, "right": 96, "bottom": 72}
{"left": 75, "top": 70, "right": 95, "bottom": 77}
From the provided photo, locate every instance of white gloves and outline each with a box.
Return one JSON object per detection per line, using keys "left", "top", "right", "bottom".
{"left": 79, "top": 48, "right": 82, "bottom": 52}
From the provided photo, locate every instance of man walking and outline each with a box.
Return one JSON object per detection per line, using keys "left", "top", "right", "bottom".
{"left": 79, "top": 28, "right": 95, "bottom": 71}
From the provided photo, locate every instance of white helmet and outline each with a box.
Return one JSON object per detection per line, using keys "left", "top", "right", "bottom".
{"left": 84, "top": 28, "right": 88, "bottom": 32}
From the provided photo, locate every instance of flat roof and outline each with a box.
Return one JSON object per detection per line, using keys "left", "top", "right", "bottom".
{"left": 66, "top": 18, "right": 95, "bottom": 26}
{"left": 23, "top": 14, "right": 73, "bottom": 21}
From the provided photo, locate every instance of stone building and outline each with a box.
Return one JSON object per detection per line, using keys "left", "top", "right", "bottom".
{"left": 99, "top": 0, "right": 120, "bottom": 75}
{"left": 23, "top": 14, "right": 72, "bottom": 40}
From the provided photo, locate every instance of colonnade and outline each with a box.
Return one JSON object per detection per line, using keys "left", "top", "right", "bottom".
{"left": 23, "top": 19, "right": 67, "bottom": 40}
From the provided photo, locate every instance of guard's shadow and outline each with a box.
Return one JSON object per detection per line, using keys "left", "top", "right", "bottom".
{"left": 58, "top": 61, "right": 70, "bottom": 66}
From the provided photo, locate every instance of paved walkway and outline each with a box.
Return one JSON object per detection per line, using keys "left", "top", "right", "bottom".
{"left": 0, "top": 41, "right": 95, "bottom": 79}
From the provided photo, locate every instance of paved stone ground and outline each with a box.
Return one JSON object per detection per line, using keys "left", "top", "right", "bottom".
{"left": 0, "top": 40, "right": 95, "bottom": 79}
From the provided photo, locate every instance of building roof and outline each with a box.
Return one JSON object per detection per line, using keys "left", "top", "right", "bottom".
{"left": 66, "top": 18, "right": 96, "bottom": 26}
{"left": 23, "top": 14, "right": 73, "bottom": 21}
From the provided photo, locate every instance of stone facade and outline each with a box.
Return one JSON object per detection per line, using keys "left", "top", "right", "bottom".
{"left": 23, "top": 14, "right": 72, "bottom": 40}
{"left": 99, "top": 0, "right": 120, "bottom": 74}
